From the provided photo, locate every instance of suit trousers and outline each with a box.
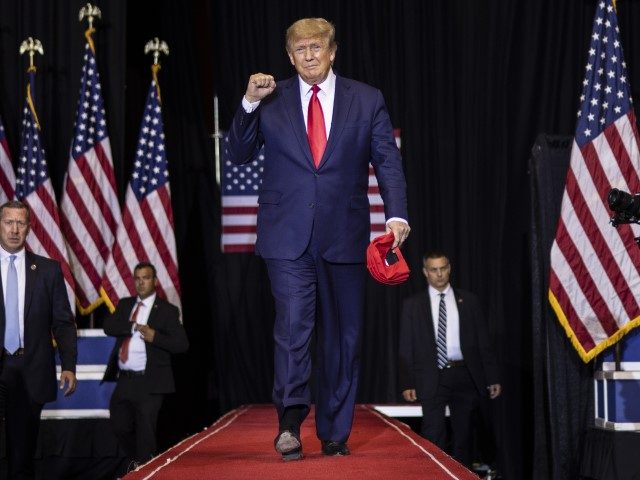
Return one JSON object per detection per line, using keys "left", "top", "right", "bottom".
{"left": 109, "top": 375, "right": 163, "bottom": 464}
{"left": 265, "top": 231, "right": 365, "bottom": 443}
{"left": 420, "top": 365, "right": 479, "bottom": 467}
{"left": 0, "top": 355, "right": 44, "bottom": 480}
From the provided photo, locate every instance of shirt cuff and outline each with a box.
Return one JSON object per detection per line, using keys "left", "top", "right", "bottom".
{"left": 386, "top": 217, "right": 408, "bottom": 226}
{"left": 241, "top": 96, "right": 261, "bottom": 113}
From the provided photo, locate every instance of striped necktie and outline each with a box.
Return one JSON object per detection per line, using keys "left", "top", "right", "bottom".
{"left": 436, "top": 293, "right": 448, "bottom": 369}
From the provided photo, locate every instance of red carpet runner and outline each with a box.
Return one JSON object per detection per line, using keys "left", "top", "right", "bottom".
{"left": 124, "top": 404, "right": 478, "bottom": 480}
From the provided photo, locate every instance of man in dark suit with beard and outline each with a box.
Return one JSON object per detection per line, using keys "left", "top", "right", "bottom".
{"left": 0, "top": 200, "right": 77, "bottom": 479}
{"left": 226, "top": 17, "right": 410, "bottom": 461}
{"left": 399, "top": 251, "right": 501, "bottom": 467}
{"left": 103, "top": 262, "right": 188, "bottom": 469}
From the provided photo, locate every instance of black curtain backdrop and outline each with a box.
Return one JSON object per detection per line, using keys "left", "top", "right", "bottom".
{"left": 0, "top": 1, "right": 639, "bottom": 479}
{"left": 529, "top": 135, "right": 595, "bottom": 480}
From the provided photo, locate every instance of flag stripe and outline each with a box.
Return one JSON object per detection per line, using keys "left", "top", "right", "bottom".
{"left": 554, "top": 217, "right": 618, "bottom": 334}
{"left": 74, "top": 144, "right": 119, "bottom": 237}
{"left": 604, "top": 120, "right": 639, "bottom": 188}
{"left": 549, "top": 268, "right": 596, "bottom": 350}
{"left": 0, "top": 130, "right": 16, "bottom": 202}
{"left": 222, "top": 206, "right": 258, "bottom": 215}
{"left": 223, "top": 225, "right": 256, "bottom": 234}
{"left": 63, "top": 177, "right": 109, "bottom": 265}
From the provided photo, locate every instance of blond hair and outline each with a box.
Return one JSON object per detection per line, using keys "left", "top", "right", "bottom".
{"left": 286, "top": 18, "right": 337, "bottom": 52}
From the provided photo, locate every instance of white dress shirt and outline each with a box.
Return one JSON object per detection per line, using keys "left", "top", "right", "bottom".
{"left": 118, "top": 293, "right": 155, "bottom": 372}
{"left": 0, "top": 247, "right": 26, "bottom": 348}
{"left": 298, "top": 70, "right": 336, "bottom": 136}
{"left": 428, "top": 285, "right": 463, "bottom": 361}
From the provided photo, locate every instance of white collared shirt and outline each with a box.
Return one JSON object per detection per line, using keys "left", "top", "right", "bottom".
{"left": 428, "top": 285, "right": 463, "bottom": 361}
{"left": 118, "top": 293, "right": 156, "bottom": 372}
{"left": 0, "top": 246, "right": 26, "bottom": 348}
{"left": 298, "top": 69, "right": 336, "bottom": 137}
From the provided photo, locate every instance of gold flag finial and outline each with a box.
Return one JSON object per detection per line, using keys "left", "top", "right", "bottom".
{"left": 19, "top": 37, "right": 43, "bottom": 72}
{"left": 144, "top": 38, "right": 170, "bottom": 66}
{"left": 79, "top": 3, "right": 101, "bottom": 30}
{"left": 79, "top": 3, "right": 101, "bottom": 52}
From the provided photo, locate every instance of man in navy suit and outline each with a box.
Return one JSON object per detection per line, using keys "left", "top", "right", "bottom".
{"left": 399, "top": 252, "right": 501, "bottom": 467}
{"left": 0, "top": 200, "right": 77, "bottom": 479}
{"left": 227, "top": 17, "right": 410, "bottom": 460}
{"left": 103, "top": 262, "right": 188, "bottom": 469}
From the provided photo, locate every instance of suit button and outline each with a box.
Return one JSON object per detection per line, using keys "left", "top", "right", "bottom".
{"left": 308, "top": 203, "right": 314, "bottom": 208}
{"left": 314, "top": 172, "right": 319, "bottom": 177}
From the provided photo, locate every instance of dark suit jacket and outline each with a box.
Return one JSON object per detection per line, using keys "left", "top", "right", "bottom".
{"left": 102, "top": 296, "right": 188, "bottom": 394}
{"left": 226, "top": 74, "right": 408, "bottom": 262}
{"left": 0, "top": 251, "right": 77, "bottom": 404}
{"left": 398, "top": 288, "right": 500, "bottom": 400}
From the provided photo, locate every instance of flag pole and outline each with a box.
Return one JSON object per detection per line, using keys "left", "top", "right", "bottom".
{"left": 79, "top": 3, "right": 102, "bottom": 328}
{"left": 213, "top": 95, "right": 221, "bottom": 186}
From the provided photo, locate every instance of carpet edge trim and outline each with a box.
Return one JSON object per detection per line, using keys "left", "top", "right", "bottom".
{"left": 363, "top": 405, "right": 466, "bottom": 480}
{"left": 135, "top": 405, "right": 252, "bottom": 479}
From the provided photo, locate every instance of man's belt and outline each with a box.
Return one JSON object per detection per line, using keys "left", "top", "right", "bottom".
{"left": 118, "top": 369, "right": 146, "bottom": 378}
{"left": 3, "top": 348, "right": 24, "bottom": 356}
{"left": 444, "top": 360, "right": 465, "bottom": 368}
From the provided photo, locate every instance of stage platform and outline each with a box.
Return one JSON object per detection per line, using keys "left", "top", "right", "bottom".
{"left": 123, "top": 404, "right": 477, "bottom": 480}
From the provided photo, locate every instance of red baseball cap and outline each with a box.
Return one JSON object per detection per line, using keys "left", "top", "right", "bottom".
{"left": 366, "top": 232, "right": 410, "bottom": 285}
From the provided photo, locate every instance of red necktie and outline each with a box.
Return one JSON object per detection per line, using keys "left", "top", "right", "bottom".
{"left": 118, "top": 301, "right": 143, "bottom": 363}
{"left": 307, "top": 84, "right": 327, "bottom": 168}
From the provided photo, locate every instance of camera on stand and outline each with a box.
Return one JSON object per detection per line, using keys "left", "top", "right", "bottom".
{"left": 608, "top": 188, "right": 640, "bottom": 245}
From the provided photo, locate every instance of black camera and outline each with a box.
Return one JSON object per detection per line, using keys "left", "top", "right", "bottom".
{"left": 608, "top": 188, "right": 640, "bottom": 226}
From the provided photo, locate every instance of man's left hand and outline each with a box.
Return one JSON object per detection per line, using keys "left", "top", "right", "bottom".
{"left": 137, "top": 325, "right": 156, "bottom": 343}
{"left": 59, "top": 370, "right": 77, "bottom": 396}
{"left": 487, "top": 384, "right": 502, "bottom": 399}
{"left": 386, "top": 220, "right": 411, "bottom": 249}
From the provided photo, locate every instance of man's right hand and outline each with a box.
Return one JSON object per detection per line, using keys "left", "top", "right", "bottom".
{"left": 245, "top": 73, "right": 276, "bottom": 103}
{"left": 402, "top": 389, "right": 417, "bottom": 402}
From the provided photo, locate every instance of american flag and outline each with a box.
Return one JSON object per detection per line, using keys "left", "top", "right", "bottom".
{"left": 101, "top": 71, "right": 181, "bottom": 311}
{"left": 16, "top": 71, "right": 76, "bottom": 313}
{"left": 0, "top": 115, "right": 16, "bottom": 202}
{"left": 220, "top": 129, "right": 401, "bottom": 252}
{"left": 549, "top": 0, "right": 640, "bottom": 362}
{"left": 60, "top": 36, "right": 121, "bottom": 315}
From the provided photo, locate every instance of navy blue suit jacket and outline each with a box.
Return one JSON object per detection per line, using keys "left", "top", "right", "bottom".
{"left": 226, "top": 74, "right": 408, "bottom": 262}
{"left": 0, "top": 252, "right": 77, "bottom": 404}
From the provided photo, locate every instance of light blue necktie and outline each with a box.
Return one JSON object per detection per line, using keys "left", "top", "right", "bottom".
{"left": 4, "top": 255, "right": 19, "bottom": 354}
